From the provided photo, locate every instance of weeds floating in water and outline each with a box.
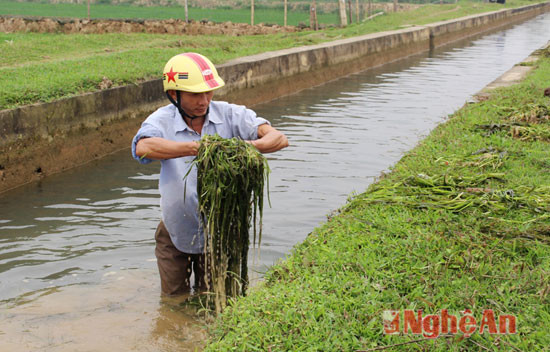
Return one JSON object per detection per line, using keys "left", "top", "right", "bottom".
{"left": 191, "top": 134, "right": 269, "bottom": 313}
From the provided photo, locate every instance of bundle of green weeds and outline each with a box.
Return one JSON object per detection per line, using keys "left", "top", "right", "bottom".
{"left": 351, "top": 172, "right": 549, "bottom": 221}
{"left": 355, "top": 102, "right": 550, "bottom": 228}
{"left": 193, "top": 134, "right": 269, "bottom": 313}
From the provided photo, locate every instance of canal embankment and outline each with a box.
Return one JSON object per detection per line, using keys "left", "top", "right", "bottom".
{"left": 204, "top": 41, "right": 550, "bottom": 351}
{"left": 0, "top": 1, "right": 549, "bottom": 194}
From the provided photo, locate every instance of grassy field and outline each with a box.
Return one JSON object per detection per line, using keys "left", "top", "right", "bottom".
{"left": 204, "top": 47, "right": 550, "bottom": 351}
{"left": 0, "top": 0, "right": 338, "bottom": 26}
{"left": 0, "top": 0, "right": 544, "bottom": 110}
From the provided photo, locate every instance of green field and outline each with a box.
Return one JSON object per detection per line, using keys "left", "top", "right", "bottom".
{"left": 0, "top": 0, "right": 338, "bottom": 26}
{"left": 0, "top": 0, "right": 544, "bottom": 110}
{"left": 205, "top": 47, "right": 550, "bottom": 351}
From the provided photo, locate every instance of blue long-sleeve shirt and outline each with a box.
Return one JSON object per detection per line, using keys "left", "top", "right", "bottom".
{"left": 132, "top": 101, "right": 269, "bottom": 253}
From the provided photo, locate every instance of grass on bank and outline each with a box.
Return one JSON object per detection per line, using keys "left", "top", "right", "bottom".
{"left": 0, "top": 0, "right": 545, "bottom": 110}
{"left": 203, "top": 52, "right": 550, "bottom": 350}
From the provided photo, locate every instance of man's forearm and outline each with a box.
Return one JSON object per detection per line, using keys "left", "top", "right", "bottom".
{"left": 250, "top": 130, "right": 289, "bottom": 153}
{"left": 135, "top": 137, "right": 199, "bottom": 160}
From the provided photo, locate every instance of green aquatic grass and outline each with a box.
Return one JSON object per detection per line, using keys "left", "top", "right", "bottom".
{"left": 0, "top": 0, "right": 544, "bottom": 110}
{"left": 204, "top": 53, "right": 550, "bottom": 351}
{"left": 192, "top": 135, "right": 269, "bottom": 313}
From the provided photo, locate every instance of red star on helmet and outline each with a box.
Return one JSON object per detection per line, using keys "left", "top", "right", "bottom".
{"left": 165, "top": 67, "right": 177, "bottom": 83}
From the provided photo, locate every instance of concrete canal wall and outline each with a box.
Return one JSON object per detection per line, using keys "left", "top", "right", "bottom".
{"left": 1, "top": 2, "right": 549, "bottom": 193}
{"left": 427, "top": 2, "right": 550, "bottom": 48}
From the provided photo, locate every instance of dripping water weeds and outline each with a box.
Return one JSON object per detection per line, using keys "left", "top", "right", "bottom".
{"left": 186, "top": 134, "right": 269, "bottom": 314}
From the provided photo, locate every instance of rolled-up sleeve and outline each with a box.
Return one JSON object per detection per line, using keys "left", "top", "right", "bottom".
{"left": 131, "top": 123, "right": 163, "bottom": 164}
{"left": 231, "top": 105, "right": 270, "bottom": 140}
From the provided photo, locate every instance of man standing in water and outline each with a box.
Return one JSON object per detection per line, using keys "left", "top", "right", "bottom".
{"left": 132, "top": 53, "right": 288, "bottom": 296}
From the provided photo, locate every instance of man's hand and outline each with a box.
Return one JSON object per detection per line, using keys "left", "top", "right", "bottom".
{"left": 248, "top": 124, "right": 289, "bottom": 153}
{"left": 135, "top": 137, "right": 199, "bottom": 160}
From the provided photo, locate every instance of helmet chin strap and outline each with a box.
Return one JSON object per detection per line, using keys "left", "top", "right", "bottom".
{"left": 166, "top": 91, "right": 209, "bottom": 125}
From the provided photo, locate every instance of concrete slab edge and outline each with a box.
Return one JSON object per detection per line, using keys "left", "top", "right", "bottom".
{"left": 472, "top": 39, "right": 550, "bottom": 102}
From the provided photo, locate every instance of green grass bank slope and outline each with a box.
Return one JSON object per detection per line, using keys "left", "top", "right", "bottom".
{"left": 204, "top": 49, "right": 550, "bottom": 350}
{"left": 0, "top": 0, "right": 545, "bottom": 110}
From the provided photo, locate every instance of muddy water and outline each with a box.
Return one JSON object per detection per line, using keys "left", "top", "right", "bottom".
{"left": 1, "top": 12, "right": 550, "bottom": 351}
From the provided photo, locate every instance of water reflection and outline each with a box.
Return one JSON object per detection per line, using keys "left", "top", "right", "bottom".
{"left": 0, "top": 270, "right": 206, "bottom": 352}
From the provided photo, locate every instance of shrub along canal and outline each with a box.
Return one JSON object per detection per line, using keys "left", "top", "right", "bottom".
{"left": 1, "top": 12, "right": 549, "bottom": 351}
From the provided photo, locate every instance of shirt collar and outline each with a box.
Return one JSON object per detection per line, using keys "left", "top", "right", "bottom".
{"left": 173, "top": 104, "right": 222, "bottom": 132}
{"left": 173, "top": 108, "right": 189, "bottom": 133}
{"left": 206, "top": 106, "right": 222, "bottom": 125}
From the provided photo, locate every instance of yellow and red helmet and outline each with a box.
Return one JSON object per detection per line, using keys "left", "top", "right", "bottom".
{"left": 162, "top": 53, "right": 225, "bottom": 93}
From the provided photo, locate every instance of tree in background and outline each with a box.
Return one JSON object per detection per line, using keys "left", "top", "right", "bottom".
{"left": 251, "top": 0, "right": 255, "bottom": 25}
{"left": 284, "top": 0, "right": 287, "bottom": 26}
{"left": 338, "top": 0, "right": 347, "bottom": 26}
{"left": 310, "top": 0, "right": 318, "bottom": 29}
{"left": 184, "top": 0, "right": 188, "bottom": 22}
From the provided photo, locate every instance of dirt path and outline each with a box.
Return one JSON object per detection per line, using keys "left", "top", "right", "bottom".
{"left": 0, "top": 15, "right": 302, "bottom": 35}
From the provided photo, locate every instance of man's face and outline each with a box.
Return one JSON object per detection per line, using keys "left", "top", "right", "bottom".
{"left": 170, "top": 90, "right": 214, "bottom": 117}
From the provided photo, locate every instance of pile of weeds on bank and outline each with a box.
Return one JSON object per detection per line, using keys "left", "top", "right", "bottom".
{"left": 204, "top": 57, "right": 550, "bottom": 350}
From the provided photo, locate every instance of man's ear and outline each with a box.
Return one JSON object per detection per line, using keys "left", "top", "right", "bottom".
{"left": 167, "top": 90, "right": 177, "bottom": 100}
